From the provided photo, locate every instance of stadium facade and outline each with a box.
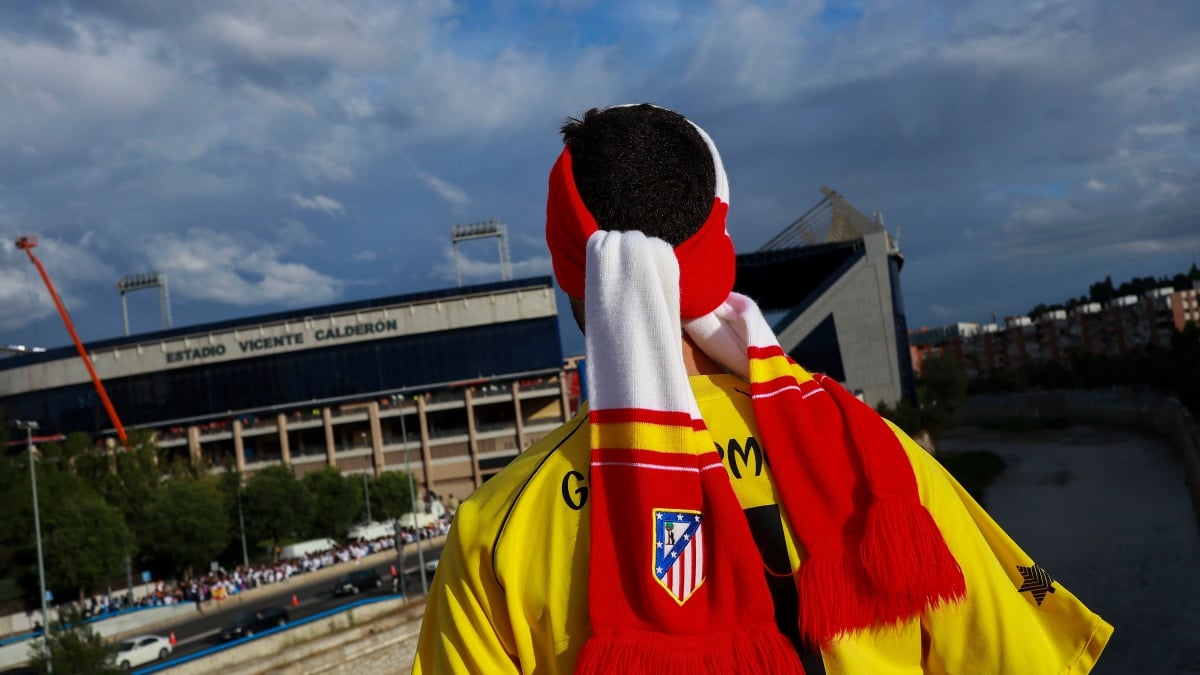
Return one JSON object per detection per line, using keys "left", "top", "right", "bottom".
{"left": 737, "top": 188, "right": 917, "bottom": 407}
{"left": 2, "top": 188, "right": 914, "bottom": 500}
{"left": 1, "top": 278, "right": 571, "bottom": 501}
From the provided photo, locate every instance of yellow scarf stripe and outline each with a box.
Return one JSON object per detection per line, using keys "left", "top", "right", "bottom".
{"left": 591, "top": 421, "right": 712, "bottom": 455}
{"left": 747, "top": 353, "right": 815, "bottom": 384}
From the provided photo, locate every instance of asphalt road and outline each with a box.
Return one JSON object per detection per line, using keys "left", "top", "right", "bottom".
{"left": 0, "top": 541, "right": 444, "bottom": 674}
{"left": 165, "top": 541, "right": 445, "bottom": 662}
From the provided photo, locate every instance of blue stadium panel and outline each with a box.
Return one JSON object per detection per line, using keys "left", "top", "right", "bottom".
{"left": 1, "top": 317, "right": 562, "bottom": 435}
{"left": 0, "top": 277, "right": 552, "bottom": 374}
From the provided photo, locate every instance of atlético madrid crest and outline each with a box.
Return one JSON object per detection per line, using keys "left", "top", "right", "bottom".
{"left": 654, "top": 509, "right": 705, "bottom": 605}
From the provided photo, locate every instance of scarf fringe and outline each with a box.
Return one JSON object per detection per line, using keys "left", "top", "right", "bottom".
{"left": 796, "top": 547, "right": 876, "bottom": 645}
{"left": 797, "top": 498, "right": 966, "bottom": 644}
{"left": 576, "top": 627, "right": 806, "bottom": 675}
{"left": 861, "top": 496, "right": 967, "bottom": 622}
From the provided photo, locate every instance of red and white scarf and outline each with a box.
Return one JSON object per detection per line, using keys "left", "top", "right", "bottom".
{"left": 546, "top": 112, "right": 965, "bottom": 674}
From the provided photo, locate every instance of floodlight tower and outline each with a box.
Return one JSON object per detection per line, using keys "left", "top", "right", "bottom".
{"left": 117, "top": 271, "right": 172, "bottom": 336}
{"left": 450, "top": 220, "right": 512, "bottom": 287}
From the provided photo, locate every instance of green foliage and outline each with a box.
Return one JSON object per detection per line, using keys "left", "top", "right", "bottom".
{"left": 1034, "top": 264, "right": 1200, "bottom": 315}
{"left": 918, "top": 351, "right": 969, "bottom": 431}
{"left": 1171, "top": 324, "right": 1200, "bottom": 412}
{"left": 140, "top": 478, "right": 230, "bottom": 578}
{"left": 27, "top": 606, "right": 120, "bottom": 675}
{"left": 878, "top": 352, "right": 969, "bottom": 436}
{"left": 368, "top": 470, "right": 416, "bottom": 521}
{"left": 936, "top": 451, "right": 1007, "bottom": 507}
{"left": 36, "top": 485, "right": 134, "bottom": 604}
{"left": 303, "top": 467, "right": 362, "bottom": 538}
{"left": 243, "top": 465, "right": 311, "bottom": 549}
{"left": 971, "top": 324, "right": 1200, "bottom": 414}
{"left": 876, "top": 398, "right": 922, "bottom": 436}
{"left": 93, "top": 436, "right": 163, "bottom": 543}
{"left": 0, "top": 449, "right": 131, "bottom": 606}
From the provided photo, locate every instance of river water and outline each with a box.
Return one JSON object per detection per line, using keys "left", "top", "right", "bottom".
{"left": 940, "top": 424, "right": 1200, "bottom": 674}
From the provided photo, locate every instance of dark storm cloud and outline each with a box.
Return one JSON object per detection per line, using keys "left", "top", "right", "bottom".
{"left": 0, "top": 0, "right": 1197, "bottom": 347}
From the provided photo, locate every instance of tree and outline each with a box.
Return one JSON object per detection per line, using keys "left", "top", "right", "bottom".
{"left": 215, "top": 466, "right": 246, "bottom": 555}
{"left": 140, "top": 478, "right": 230, "bottom": 578}
{"left": 38, "top": 486, "right": 135, "bottom": 604}
{"left": 1170, "top": 323, "right": 1200, "bottom": 413}
{"left": 303, "top": 467, "right": 362, "bottom": 539}
{"left": 918, "top": 351, "right": 969, "bottom": 431}
{"left": 93, "top": 433, "right": 164, "bottom": 543}
{"left": 27, "top": 606, "right": 120, "bottom": 674}
{"left": 0, "top": 449, "right": 133, "bottom": 607}
{"left": 876, "top": 398, "right": 921, "bottom": 436}
{"left": 1088, "top": 275, "right": 1115, "bottom": 304}
{"left": 242, "top": 465, "right": 311, "bottom": 552}
{"left": 369, "top": 470, "right": 416, "bottom": 522}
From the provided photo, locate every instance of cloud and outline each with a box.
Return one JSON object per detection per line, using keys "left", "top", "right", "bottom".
{"left": 290, "top": 193, "right": 345, "bottom": 217}
{"left": 0, "top": 0, "right": 1198, "bottom": 348}
{"left": 0, "top": 231, "right": 117, "bottom": 332}
{"left": 431, "top": 246, "right": 552, "bottom": 284}
{"left": 277, "top": 218, "right": 321, "bottom": 247}
{"left": 140, "top": 228, "right": 342, "bottom": 306}
{"left": 415, "top": 170, "right": 469, "bottom": 207}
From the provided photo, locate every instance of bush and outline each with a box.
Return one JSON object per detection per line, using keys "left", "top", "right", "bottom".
{"left": 27, "top": 607, "right": 121, "bottom": 674}
{"left": 937, "top": 451, "right": 1007, "bottom": 506}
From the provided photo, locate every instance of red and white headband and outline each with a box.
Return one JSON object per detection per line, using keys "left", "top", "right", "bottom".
{"left": 545, "top": 107, "right": 735, "bottom": 320}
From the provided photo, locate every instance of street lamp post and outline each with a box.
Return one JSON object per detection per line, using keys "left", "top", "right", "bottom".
{"left": 397, "top": 397, "right": 427, "bottom": 596}
{"left": 362, "top": 472, "right": 372, "bottom": 523}
{"left": 16, "top": 420, "right": 51, "bottom": 669}
{"left": 237, "top": 480, "right": 249, "bottom": 569}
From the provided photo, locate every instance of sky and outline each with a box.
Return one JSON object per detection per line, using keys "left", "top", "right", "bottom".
{"left": 1, "top": 0, "right": 1198, "bottom": 359}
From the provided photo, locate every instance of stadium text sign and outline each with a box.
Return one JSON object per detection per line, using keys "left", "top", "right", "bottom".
{"left": 162, "top": 319, "right": 400, "bottom": 365}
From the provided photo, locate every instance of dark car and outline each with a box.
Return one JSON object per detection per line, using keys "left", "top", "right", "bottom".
{"left": 219, "top": 606, "right": 289, "bottom": 641}
{"left": 332, "top": 569, "right": 383, "bottom": 595}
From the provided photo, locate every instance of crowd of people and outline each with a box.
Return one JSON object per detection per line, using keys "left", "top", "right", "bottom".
{"left": 178, "top": 520, "right": 452, "bottom": 610}
{"left": 50, "top": 515, "right": 454, "bottom": 629}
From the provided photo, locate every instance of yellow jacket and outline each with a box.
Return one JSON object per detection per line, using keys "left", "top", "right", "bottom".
{"left": 414, "top": 374, "right": 1111, "bottom": 674}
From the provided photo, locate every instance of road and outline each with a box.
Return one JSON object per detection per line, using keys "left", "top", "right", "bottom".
{"left": 0, "top": 541, "right": 444, "bottom": 674}
{"left": 163, "top": 541, "right": 444, "bottom": 663}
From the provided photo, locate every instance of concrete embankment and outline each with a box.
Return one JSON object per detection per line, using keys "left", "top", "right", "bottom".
{"left": 165, "top": 599, "right": 426, "bottom": 674}
{"left": 0, "top": 538, "right": 445, "bottom": 671}
{"left": 962, "top": 388, "right": 1200, "bottom": 530}
{"left": 954, "top": 391, "right": 1200, "bottom": 673}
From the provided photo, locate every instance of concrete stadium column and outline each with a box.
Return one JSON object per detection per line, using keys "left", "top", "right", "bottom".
{"left": 464, "top": 388, "right": 482, "bottom": 488}
{"left": 323, "top": 407, "right": 337, "bottom": 468}
{"left": 367, "top": 401, "right": 385, "bottom": 476}
{"left": 187, "top": 425, "right": 201, "bottom": 466}
{"left": 416, "top": 396, "right": 433, "bottom": 492}
{"left": 512, "top": 381, "right": 526, "bottom": 451}
{"left": 276, "top": 413, "right": 291, "bottom": 465}
{"left": 559, "top": 370, "right": 571, "bottom": 423}
{"left": 233, "top": 418, "right": 246, "bottom": 475}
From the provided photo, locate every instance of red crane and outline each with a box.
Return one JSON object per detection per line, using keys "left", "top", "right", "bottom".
{"left": 15, "top": 235, "right": 129, "bottom": 446}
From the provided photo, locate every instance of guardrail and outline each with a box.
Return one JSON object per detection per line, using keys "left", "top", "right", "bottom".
{"left": 133, "top": 595, "right": 401, "bottom": 674}
{"left": 0, "top": 603, "right": 166, "bottom": 649}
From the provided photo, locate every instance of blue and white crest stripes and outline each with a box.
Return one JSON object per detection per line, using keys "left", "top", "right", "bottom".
{"left": 653, "top": 509, "right": 705, "bottom": 605}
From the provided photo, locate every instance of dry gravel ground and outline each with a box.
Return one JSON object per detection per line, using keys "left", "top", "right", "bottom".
{"left": 939, "top": 424, "right": 1200, "bottom": 674}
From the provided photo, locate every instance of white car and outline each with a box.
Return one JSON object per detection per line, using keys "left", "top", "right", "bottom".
{"left": 112, "top": 634, "right": 173, "bottom": 670}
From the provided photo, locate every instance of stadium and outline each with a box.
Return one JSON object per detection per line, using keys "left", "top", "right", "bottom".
{"left": 1, "top": 188, "right": 914, "bottom": 501}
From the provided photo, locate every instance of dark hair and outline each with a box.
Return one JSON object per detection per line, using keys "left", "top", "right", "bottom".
{"left": 560, "top": 104, "right": 716, "bottom": 246}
